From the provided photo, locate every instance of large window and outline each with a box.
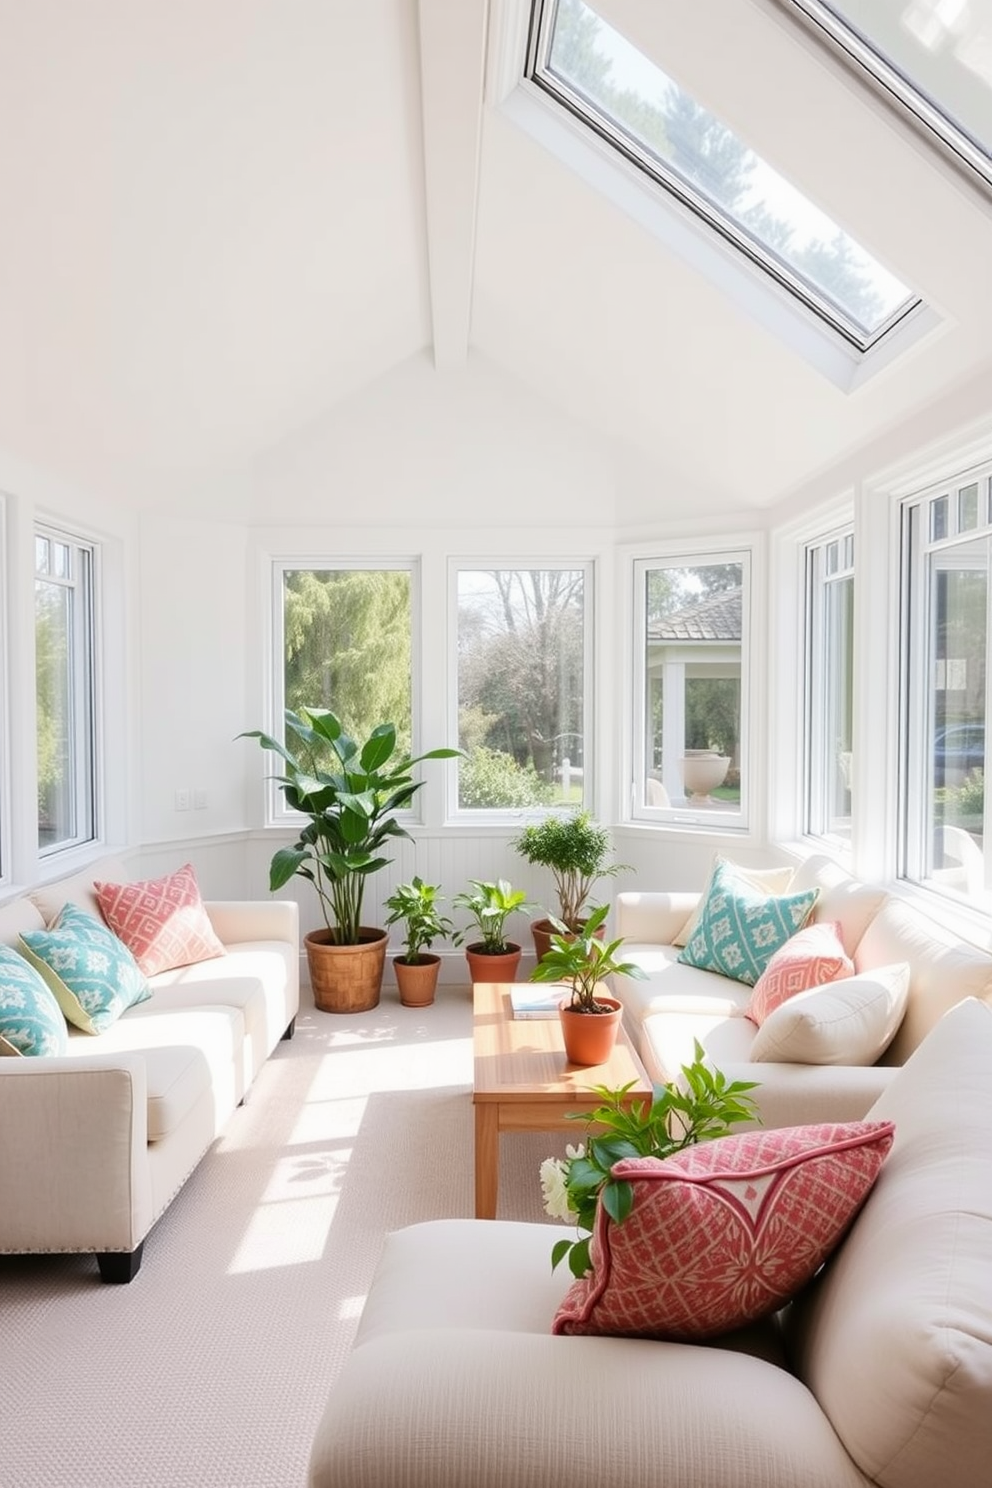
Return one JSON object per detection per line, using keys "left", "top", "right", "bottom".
{"left": 528, "top": 0, "right": 919, "bottom": 350}
{"left": 901, "top": 468, "right": 992, "bottom": 903}
{"left": 634, "top": 554, "right": 747, "bottom": 825}
{"left": 804, "top": 530, "right": 854, "bottom": 844}
{"left": 454, "top": 565, "right": 590, "bottom": 812}
{"left": 278, "top": 564, "right": 414, "bottom": 755}
{"left": 35, "top": 527, "right": 96, "bottom": 855}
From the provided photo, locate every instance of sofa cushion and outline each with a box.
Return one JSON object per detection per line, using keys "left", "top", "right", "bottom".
{"left": 94, "top": 862, "right": 227, "bottom": 977}
{"left": 0, "top": 945, "right": 69, "bottom": 1056}
{"left": 19, "top": 903, "right": 152, "bottom": 1034}
{"left": 750, "top": 963, "right": 910, "bottom": 1066}
{"left": 676, "top": 860, "right": 819, "bottom": 986}
{"left": 745, "top": 921, "right": 854, "bottom": 1026}
{"left": 27, "top": 856, "right": 130, "bottom": 926}
{"left": 785, "top": 998, "right": 992, "bottom": 1488}
{"left": 552, "top": 1120, "right": 894, "bottom": 1342}
{"left": 672, "top": 856, "right": 796, "bottom": 947}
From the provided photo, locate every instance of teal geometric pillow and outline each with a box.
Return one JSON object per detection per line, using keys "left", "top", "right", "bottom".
{"left": 0, "top": 944, "right": 69, "bottom": 1055}
{"left": 676, "top": 860, "right": 820, "bottom": 986}
{"left": 19, "top": 904, "right": 152, "bottom": 1034}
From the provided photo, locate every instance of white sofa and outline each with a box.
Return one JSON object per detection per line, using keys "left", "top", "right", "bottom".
{"left": 308, "top": 999, "right": 992, "bottom": 1488}
{"left": 611, "top": 852, "right": 992, "bottom": 1127}
{"left": 0, "top": 856, "right": 299, "bottom": 1281}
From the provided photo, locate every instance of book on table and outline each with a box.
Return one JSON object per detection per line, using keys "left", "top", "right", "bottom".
{"left": 508, "top": 983, "right": 569, "bottom": 1019}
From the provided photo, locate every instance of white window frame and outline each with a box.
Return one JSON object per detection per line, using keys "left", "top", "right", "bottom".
{"left": 803, "top": 524, "right": 855, "bottom": 847}
{"left": 630, "top": 545, "right": 752, "bottom": 834}
{"left": 0, "top": 494, "right": 8, "bottom": 885}
{"left": 35, "top": 522, "right": 98, "bottom": 859}
{"left": 447, "top": 557, "right": 595, "bottom": 823}
{"left": 268, "top": 557, "right": 420, "bottom": 829}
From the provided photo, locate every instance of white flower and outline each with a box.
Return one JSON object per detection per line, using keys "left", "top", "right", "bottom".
{"left": 539, "top": 1142, "right": 585, "bottom": 1223}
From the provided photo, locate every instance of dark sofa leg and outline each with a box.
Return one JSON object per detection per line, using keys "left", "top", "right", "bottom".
{"left": 97, "top": 1243, "right": 144, "bottom": 1283}
{"left": 281, "top": 1017, "right": 296, "bottom": 1040}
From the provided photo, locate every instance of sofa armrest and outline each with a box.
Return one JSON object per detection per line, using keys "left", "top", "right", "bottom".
{"left": 204, "top": 898, "right": 299, "bottom": 947}
{"left": 0, "top": 1054, "right": 152, "bottom": 1253}
{"left": 712, "top": 1060, "right": 900, "bottom": 1129}
{"left": 615, "top": 890, "right": 698, "bottom": 945}
{"left": 308, "top": 1328, "right": 866, "bottom": 1488}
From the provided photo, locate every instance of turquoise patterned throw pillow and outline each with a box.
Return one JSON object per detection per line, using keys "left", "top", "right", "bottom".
{"left": 19, "top": 903, "right": 151, "bottom": 1034}
{"left": 0, "top": 944, "right": 69, "bottom": 1056}
{"left": 676, "top": 860, "right": 819, "bottom": 986}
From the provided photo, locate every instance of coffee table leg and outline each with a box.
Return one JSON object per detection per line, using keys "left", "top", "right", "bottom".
{"left": 474, "top": 1102, "right": 499, "bottom": 1219}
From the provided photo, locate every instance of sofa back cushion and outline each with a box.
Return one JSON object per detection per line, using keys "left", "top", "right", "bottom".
{"left": 788, "top": 854, "right": 887, "bottom": 958}
{"left": 784, "top": 998, "right": 992, "bottom": 1488}
{"left": 854, "top": 896, "right": 992, "bottom": 1065}
{"left": 27, "top": 856, "right": 131, "bottom": 926}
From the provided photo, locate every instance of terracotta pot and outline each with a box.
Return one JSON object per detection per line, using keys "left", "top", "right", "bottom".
{"left": 464, "top": 942, "right": 522, "bottom": 984}
{"left": 393, "top": 953, "right": 441, "bottom": 1008}
{"left": 305, "top": 927, "right": 387, "bottom": 1013}
{"left": 558, "top": 994, "right": 623, "bottom": 1067}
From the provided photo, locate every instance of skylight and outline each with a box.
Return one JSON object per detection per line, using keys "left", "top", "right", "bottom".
{"left": 784, "top": 0, "right": 992, "bottom": 189}
{"left": 527, "top": 0, "right": 920, "bottom": 351}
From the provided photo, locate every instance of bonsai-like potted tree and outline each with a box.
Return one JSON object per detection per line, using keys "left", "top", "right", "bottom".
{"left": 511, "top": 810, "right": 629, "bottom": 961}
{"left": 384, "top": 877, "right": 461, "bottom": 1007}
{"left": 528, "top": 903, "right": 647, "bottom": 1065}
{"left": 453, "top": 878, "right": 535, "bottom": 984}
{"left": 241, "top": 706, "right": 460, "bottom": 1013}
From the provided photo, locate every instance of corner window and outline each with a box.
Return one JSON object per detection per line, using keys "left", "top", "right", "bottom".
{"left": 633, "top": 553, "right": 748, "bottom": 826}
{"left": 35, "top": 527, "right": 96, "bottom": 855}
{"left": 453, "top": 564, "right": 590, "bottom": 812}
{"left": 901, "top": 469, "right": 992, "bottom": 902}
{"left": 804, "top": 530, "right": 854, "bottom": 845}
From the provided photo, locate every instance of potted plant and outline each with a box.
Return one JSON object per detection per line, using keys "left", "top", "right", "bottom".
{"left": 240, "top": 707, "right": 460, "bottom": 1013}
{"left": 528, "top": 903, "right": 648, "bottom": 1065}
{"left": 511, "top": 810, "right": 629, "bottom": 961}
{"left": 384, "top": 877, "right": 462, "bottom": 1007}
{"left": 453, "top": 878, "right": 535, "bottom": 984}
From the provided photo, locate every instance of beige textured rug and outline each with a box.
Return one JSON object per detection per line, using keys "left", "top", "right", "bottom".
{"left": 1, "top": 985, "right": 566, "bottom": 1487}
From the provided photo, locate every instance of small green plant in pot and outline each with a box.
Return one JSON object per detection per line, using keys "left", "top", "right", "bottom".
{"left": 528, "top": 903, "right": 647, "bottom": 1064}
{"left": 454, "top": 878, "right": 536, "bottom": 983}
{"left": 385, "top": 877, "right": 461, "bottom": 1007}
{"left": 240, "top": 706, "right": 460, "bottom": 1012}
{"left": 511, "top": 810, "right": 629, "bottom": 960}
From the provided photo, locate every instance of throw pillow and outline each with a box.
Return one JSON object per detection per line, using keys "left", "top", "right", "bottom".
{"left": 676, "top": 860, "right": 819, "bottom": 986}
{"left": 552, "top": 1119, "right": 895, "bottom": 1341}
{"left": 0, "top": 945, "right": 69, "bottom": 1056}
{"left": 744, "top": 920, "right": 854, "bottom": 1026}
{"left": 749, "top": 962, "right": 911, "bottom": 1065}
{"left": 94, "top": 862, "right": 226, "bottom": 977}
{"left": 19, "top": 904, "right": 152, "bottom": 1034}
{"left": 673, "top": 856, "right": 796, "bottom": 948}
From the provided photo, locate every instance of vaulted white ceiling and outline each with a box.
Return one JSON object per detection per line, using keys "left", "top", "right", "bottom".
{"left": 1, "top": 0, "right": 991, "bottom": 520}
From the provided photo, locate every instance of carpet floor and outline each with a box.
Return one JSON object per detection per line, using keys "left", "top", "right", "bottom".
{"left": 0, "top": 984, "right": 567, "bottom": 1487}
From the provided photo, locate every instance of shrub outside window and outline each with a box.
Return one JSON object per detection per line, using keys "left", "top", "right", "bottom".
{"left": 35, "top": 527, "right": 96, "bottom": 854}
{"left": 454, "top": 565, "right": 590, "bottom": 812}
{"left": 804, "top": 530, "right": 854, "bottom": 846}
{"left": 634, "top": 553, "right": 747, "bottom": 825}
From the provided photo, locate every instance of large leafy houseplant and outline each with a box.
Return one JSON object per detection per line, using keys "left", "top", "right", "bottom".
{"left": 540, "top": 1043, "right": 760, "bottom": 1278}
{"left": 512, "top": 810, "right": 628, "bottom": 930}
{"left": 242, "top": 707, "right": 460, "bottom": 945}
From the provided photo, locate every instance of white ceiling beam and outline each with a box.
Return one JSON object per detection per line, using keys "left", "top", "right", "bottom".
{"left": 417, "top": 0, "right": 489, "bottom": 371}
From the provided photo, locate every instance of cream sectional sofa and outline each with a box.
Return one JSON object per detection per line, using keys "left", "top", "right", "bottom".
{"left": 0, "top": 856, "right": 299, "bottom": 1281}
{"left": 309, "top": 999, "right": 992, "bottom": 1488}
{"left": 611, "top": 852, "right": 992, "bottom": 1126}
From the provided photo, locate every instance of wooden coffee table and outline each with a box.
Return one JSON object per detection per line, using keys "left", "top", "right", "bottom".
{"left": 472, "top": 981, "right": 653, "bottom": 1219}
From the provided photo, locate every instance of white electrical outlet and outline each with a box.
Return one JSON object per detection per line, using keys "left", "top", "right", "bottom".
{"left": 175, "top": 788, "right": 190, "bottom": 811}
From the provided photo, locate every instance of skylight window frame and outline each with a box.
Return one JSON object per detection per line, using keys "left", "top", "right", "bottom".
{"left": 525, "top": 0, "right": 923, "bottom": 355}
{"left": 782, "top": 0, "right": 992, "bottom": 195}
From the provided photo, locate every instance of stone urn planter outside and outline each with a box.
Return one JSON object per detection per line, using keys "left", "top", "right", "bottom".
{"left": 679, "top": 750, "right": 731, "bottom": 804}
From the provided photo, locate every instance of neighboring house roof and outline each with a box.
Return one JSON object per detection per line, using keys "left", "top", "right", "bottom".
{"left": 649, "top": 586, "right": 742, "bottom": 643}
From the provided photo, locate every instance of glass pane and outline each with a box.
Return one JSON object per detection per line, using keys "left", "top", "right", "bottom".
{"left": 456, "top": 569, "right": 586, "bottom": 809}
{"left": 931, "top": 494, "right": 949, "bottom": 540}
{"left": 546, "top": 0, "right": 916, "bottom": 342}
{"left": 283, "top": 569, "right": 412, "bottom": 755}
{"left": 825, "top": 574, "right": 854, "bottom": 838}
{"left": 930, "top": 538, "right": 987, "bottom": 883}
{"left": 35, "top": 578, "right": 76, "bottom": 848}
{"left": 959, "top": 481, "right": 980, "bottom": 531}
{"left": 643, "top": 562, "right": 743, "bottom": 811}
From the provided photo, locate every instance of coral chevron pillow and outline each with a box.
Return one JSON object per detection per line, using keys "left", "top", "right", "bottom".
{"left": 744, "top": 920, "right": 854, "bottom": 1027}
{"left": 552, "top": 1120, "right": 895, "bottom": 1341}
{"left": 94, "top": 863, "right": 226, "bottom": 977}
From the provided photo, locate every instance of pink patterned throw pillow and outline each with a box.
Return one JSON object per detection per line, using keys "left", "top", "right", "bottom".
{"left": 744, "top": 919, "right": 853, "bottom": 1027}
{"left": 552, "top": 1120, "right": 895, "bottom": 1341}
{"left": 94, "top": 863, "right": 226, "bottom": 977}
